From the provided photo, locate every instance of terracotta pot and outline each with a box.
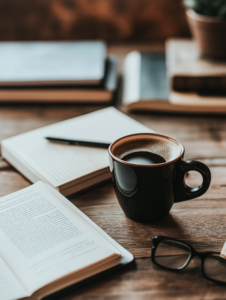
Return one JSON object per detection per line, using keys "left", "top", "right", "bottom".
{"left": 186, "top": 9, "right": 226, "bottom": 59}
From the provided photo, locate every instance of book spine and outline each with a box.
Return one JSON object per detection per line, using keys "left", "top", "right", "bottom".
{"left": 172, "top": 76, "right": 226, "bottom": 92}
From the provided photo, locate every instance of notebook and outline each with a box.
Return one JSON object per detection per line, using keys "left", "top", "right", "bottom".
{"left": 166, "top": 39, "right": 226, "bottom": 92}
{"left": 0, "top": 181, "right": 134, "bottom": 300}
{"left": 0, "top": 57, "right": 117, "bottom": 103}
{"left": 123, "top": 51, "right": 226, "bottom": 114}
{"left": 1, "top": 107, "right": 153, "bottom": 196}
{"left": 0, "top": 41, "right": 106, "bottom": 86}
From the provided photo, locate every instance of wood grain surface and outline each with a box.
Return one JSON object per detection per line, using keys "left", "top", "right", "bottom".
{"left": 1, "top": 44, "right": 226, "bottom": 298}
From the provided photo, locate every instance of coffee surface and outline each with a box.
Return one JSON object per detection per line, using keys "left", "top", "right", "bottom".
{"left": 113, "top": 138, "right": 180, "bottom": 163}
{"left": 122, "top": 150, "right": 166, "bottom": 165}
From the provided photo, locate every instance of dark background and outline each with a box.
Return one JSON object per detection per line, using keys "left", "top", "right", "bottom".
{"left": 0, "top": 0, "right": 190, "bottom": 41}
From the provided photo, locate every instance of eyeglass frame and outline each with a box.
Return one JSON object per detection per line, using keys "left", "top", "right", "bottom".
{"left": 151, "top": 236, "right": 224, "bottom": 285}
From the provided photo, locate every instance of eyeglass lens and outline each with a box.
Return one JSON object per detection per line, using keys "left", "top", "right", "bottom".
{"left": 155, "top": 239, "right": 191, "bottom": 270}
{"left": 204, "top": 254, "right": 226, "bottom": 283}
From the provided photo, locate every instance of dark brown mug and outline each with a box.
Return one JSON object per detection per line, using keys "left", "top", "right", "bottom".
{"left": 108, "top": 133, "right": 211, "bottom": 223}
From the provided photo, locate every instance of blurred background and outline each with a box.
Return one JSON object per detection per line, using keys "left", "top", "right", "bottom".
{"left": 0, "top": 0, "right": 190, "bottom": 41}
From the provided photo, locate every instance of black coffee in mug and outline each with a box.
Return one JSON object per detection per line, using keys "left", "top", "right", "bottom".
{"left": 108, "top": 133, "right": 211, "bottom": 223}
{"left": 122, "top": 150, "right": 166, "bottom": 165}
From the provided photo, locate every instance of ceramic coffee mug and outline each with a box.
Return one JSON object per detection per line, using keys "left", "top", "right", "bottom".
{"left": 108, "top": 133, "right": 211, "bottom": 223}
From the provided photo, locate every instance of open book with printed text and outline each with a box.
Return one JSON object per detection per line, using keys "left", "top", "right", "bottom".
{"left": 0, "top": 181, "right": 133, "bottom": 300}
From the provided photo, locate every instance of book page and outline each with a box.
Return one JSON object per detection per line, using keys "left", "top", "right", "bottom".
{"left": 0, "top": 182, "right": 120, "bottom": 295}
{"left": 7, "top": 138, "right": 108, "bottom": 187}
{"left": 2, "top": 107, "right": 152, "bottom": 188}
{"left": 0, "top": 257, "right": 28, "bottom": 300}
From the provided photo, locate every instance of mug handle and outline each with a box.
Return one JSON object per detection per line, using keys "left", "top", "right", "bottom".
{"left": 175, "top": 160, "right": 211, "bottom": 203}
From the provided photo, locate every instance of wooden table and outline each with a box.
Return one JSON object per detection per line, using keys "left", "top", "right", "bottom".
{"left": 1, "top": 44, "right": 226, "bottom": 299}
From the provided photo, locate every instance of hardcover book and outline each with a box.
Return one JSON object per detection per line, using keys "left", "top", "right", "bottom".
{"left": 166, "top": 39, "right": 226, "bottom": 93}
{"left": 0, "top": 41, "right": 106, "bottom": 86}
{"left": 0, "top": 57, "right": 117, "bottom": 103}
{"left": 0, "top": 41, "right": 118, "bottom": 103}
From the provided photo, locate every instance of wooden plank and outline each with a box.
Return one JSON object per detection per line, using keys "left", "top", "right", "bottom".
{"left": 55, "top": 257, "right": 226, "bottom": 300}
{"left": 0, "top": 170, "right": 30, "bottom": 197}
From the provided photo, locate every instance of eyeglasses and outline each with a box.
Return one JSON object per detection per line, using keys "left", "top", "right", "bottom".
{"left": 151, "top": 236, "right": 226, "bottom": 285}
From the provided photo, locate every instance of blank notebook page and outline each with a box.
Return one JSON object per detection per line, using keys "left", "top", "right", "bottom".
{"left": 2, "top": 107, "right": 153, "bottom": 187}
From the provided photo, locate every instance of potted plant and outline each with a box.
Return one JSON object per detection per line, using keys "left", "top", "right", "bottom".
{"left": 184, "top": 0, "right": 226, "bottom": 59}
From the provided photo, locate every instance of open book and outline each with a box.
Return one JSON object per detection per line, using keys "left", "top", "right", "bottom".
{"left": 1, "top": 107, "right": 153, "bottom": 196}
{"left": 123, "top": 51, "right": 226, "bottom": 114}
{"left": 0, "top": 181, "right": 133, "bottom": 300}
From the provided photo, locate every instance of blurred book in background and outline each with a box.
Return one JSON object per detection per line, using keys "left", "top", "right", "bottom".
{"left": 123, "top": 39, "right": 226, "bottom": 114}
{"left": 0, "top": 41, "right": 118, "bottom": 103}
{"left": 166, "top": 39, "right": 226, "bottom": 93}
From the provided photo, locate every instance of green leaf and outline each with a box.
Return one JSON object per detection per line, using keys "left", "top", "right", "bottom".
{"left": 183, "top": 0, "right": 226, "bottom": 18}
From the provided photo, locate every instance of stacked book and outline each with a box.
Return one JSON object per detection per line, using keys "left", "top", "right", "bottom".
{"left": 0, "top": 41, "right": 117, "bottom": 103}
{"left": 123, "top": 39, "right": 226, "bottom": 114}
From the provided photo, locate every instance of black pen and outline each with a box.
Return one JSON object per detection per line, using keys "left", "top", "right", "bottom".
{"left": 45, "top": 136, "right": 110, "bottom": 149}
